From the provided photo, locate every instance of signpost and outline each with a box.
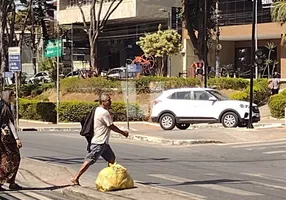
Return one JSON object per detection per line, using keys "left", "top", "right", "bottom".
{"left": 44, "top": 39, "right": 62, "bottom": 58}
{"left": 8, "top": 47, "right": 21, "bottom": 130}
{"left": 44, "top": 37, "right": 62, "bottom": 124}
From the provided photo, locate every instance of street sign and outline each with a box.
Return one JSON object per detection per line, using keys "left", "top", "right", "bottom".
{"left": 44, "top": 39, "right": 62, "bottom": 58}
{"left": 8, "top": 47, "right": 21, "bottom": 72}
{"left": 127, "top": 64, "right": 142, "bottom": 73}
{"left": 171, "top": 7, "right": 182, "bottom": 36}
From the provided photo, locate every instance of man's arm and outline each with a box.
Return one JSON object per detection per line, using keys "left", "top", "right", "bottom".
{"left": 109, "top": 124, "right": 129, "bottom": 138}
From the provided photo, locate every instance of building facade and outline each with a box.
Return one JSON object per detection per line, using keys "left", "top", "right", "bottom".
{"left": 182, "top": 0, "right": 286, "bottom": 78}
{"left": 56, "top": 0, "right": 181, "bottom": 74}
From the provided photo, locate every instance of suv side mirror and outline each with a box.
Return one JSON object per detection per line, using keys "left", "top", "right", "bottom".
{"left": 209, "top": 96, "right": 217, "bottom": 101}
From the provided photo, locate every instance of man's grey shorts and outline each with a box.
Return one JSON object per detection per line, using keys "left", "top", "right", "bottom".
{"left": 85, "top": 143, "right": 115, "bottom": 165}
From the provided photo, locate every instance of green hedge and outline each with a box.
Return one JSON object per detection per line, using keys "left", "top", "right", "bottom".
{"left": 208, "top": 78, "right": 248, "bottom": 90}
{"left": 19, "top": 99, "right": 145, "bottom": 123}
{"left": 229, "top": 79, "right": 270, "bottom": 105}
{"left": 268, "top": 94, "right": 286, "bottom": 119}
{"left": 60, "top": 77, "right": 250, "bottom": 94}
{"left": 61, "top": 77, "right": 119, "bottom": 94}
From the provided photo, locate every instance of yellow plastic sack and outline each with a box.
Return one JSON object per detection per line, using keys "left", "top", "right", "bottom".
{"left": 95, "top": 163, "right": 134, "bottom": 192}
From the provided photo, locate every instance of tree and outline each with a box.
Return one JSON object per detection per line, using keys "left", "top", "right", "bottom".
{"left": 271, "top": 0, "right": 286, "bottom": 46}
{"left": 78, "top": 0, "right": 123, "bottom": 75}
{"left": 181, "top": 0, "right": 215, "bottom": 64}
{"left": 0, "top": 0, "right": 14, "bottom": 89}
{"left": 136, "top": 25, "right": 182, "bottom": 76}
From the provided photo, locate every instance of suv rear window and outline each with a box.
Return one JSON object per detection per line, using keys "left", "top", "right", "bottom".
{"left": 169, "top": 91, "right": 191, "bottom": 100}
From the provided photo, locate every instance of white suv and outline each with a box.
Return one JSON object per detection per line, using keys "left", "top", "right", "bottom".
{"left": 151, "top": 88, "right": 260, "bottom": 130}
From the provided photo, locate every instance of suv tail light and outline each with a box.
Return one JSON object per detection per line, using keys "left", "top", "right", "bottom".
{"left": 153, "top": 100, "right": 161, "bottom": 105}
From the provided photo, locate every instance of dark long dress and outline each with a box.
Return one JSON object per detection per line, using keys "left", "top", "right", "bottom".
{"left": 0, "top": 102, "right": 20, "bottom": 184}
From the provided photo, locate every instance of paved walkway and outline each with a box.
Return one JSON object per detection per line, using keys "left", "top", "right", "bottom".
{"left": 16, "top": 158, "right": 194, "bottom": 200}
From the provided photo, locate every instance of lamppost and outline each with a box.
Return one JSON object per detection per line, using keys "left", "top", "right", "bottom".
{"left": 159, "top": 8, "right": 172, "bottom": 77}
{"left": 247, "top": 0, "right": 257, "bottom": 129}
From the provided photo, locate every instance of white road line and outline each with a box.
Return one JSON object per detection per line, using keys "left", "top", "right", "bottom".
{"left": 246, "top": 146, "right": 286, "bottom": 150}
{"left": 241, "top": 173, "right": 286, "bottom": 183}
{"left": 25, "top": 192, "right": 55, "bottom": 200}
{"left": 154, "top": 185, "right": 206, "bottom": 200}
{"left": 1, "top": 191, "right": 34, "bottom": 200}
{"left": 263, "top": 150, "right": 286, "bottom": 154}
{"left": 149, "top": 174, "right": 262, "bottom": 196}
{"left": 249, "top": 181, "right": 286, "bottom": 192}
{"left": 232, "top": 141, "right": 286, "bottom": 148}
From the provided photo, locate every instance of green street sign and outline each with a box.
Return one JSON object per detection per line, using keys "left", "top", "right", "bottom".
{"left": 44, "top": 39, "right": 62, "bottom": 58}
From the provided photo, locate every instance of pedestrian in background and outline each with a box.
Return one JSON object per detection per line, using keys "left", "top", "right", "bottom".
{"left": 0, "top": 89, "right": 23, "bottom": 191}
{"left": 268, "top": 72, "right": 280, "bottom": 95}
{"left": 71, "top": 93, "right": 129, "bottom": 186}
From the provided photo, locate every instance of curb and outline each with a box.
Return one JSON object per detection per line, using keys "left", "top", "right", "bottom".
{"left": 113, "top": 133, "right": 223, "bottom": 145}
{"left": 19, "top": 119, "right": 53, "bottom": 124}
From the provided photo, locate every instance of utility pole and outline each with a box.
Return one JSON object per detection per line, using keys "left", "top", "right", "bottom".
{"left": 247, "top": 0, "right": 256, "bottom": 129}
{"left": 204, "top": 0, "right": 208, "bottom": 88}
{"left": 255, "top": 0, "right": 258, "bottom": 79}
{"left": 215, "top": 0, "right": 220, "bottom": 77}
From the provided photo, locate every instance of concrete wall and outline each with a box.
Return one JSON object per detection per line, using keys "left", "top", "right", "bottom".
{"left": 219, "top": 41, "right": 235, "bottom": 65}
{"left": 58, "top": 0, "right": 137, "bottom": 24}
{"left": 281, "top": 46, "right": 286, "bottom": 78}
{"left": 58, "top": 0, "right": 181, "bottom": 25}
{"left": 220, "top": 23, "right": 285, "bottom": 40}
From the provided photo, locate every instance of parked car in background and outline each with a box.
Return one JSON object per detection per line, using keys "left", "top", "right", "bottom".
{"left": 101, "top": 67, "right": 138, "bottom": 79}
{"left": 66, "top": 70, "right": 80, "bottom": 78}
{"left": 27, "top": 71, "right": 51, "bottom": 84}
{"left": 151, "top": 88, "right": 260, "bottom": 130}
{"left": 101, "top": 67, "right": 126, "bottom": 79}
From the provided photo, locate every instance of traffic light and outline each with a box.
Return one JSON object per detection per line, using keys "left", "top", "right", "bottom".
{"left": 255, "top": 49, "right": 264, "bottom": 65}
{"left": 239, "top": 48, "right": 248, "bottom": 65}
{"left": 196, "top": 61, "right": 204, "bottom": 75}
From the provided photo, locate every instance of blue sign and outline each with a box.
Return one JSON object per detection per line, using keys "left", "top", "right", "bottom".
{"left": 8, "top": 47, "right": 21, "bottom": 72}
{"left": 127, "top": 64, "right": 142, "bottom": 73}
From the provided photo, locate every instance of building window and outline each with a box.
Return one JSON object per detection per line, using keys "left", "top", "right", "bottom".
{"left": 219, "top": 0, "right": 272, "bottom": 26}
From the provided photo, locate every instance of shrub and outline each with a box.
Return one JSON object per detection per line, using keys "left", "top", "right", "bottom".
{"left": 268, "top": 94, "right": 286, "bottom": 118}
{"left": 135, "top": 77, "right": 201, "bottom": 93}
{"left": 61, "top": 77, "right": 119, "bottom": 94}
{"left": 208, "top": 77, "right": 248, "bottom": 90}
{"left": 19, "top": 99, "right": 146, "bottom": 123}
{"left": 19, "top": 83, "right": 54, "bottom": 98}
{"left": 229, "top": 91, "right": 248, "bottom": 101}
{"left": 229, "top": 79, "right": 270, "bottom": 105}
{"left": 19, "top": 99, "right": 56, "bottom": 122}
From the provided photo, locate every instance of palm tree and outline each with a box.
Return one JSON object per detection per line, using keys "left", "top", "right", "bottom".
{"left": 271, "top": 0, "right": 286, "bottom": 46}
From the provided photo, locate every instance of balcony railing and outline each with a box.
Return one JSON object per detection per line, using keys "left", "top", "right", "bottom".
{"left": 68, "top": 0, "right": 122, "bottom": 7}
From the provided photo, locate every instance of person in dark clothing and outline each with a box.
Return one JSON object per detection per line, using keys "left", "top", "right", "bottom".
{"left": 0, "top": 89, "right": 23, "bottom": 191}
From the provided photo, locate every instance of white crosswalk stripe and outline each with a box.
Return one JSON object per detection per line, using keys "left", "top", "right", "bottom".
{"left": 149, "top": 174, "right": 263, "bottom": 197}
{"left": 263, "top": 150, "right": 286, "bottom": 154}
{"left": 231, "top": 141, "right": 286, "bottom": 148}
{"left": 241, "top": 173, "right": 286, "bottom": 184}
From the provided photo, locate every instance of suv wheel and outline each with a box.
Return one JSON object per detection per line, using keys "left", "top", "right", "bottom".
{"left": 176, "top": 123, "right": 190, "bottom": 130}
{"left": 221, "top": 112, "right": 239, "bottom": 128}
{"left": 159, "top": 113, "right": 176, "bottom": 130}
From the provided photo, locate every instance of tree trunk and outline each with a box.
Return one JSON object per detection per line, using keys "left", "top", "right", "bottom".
{"left": 0, "top": 9, "right": 5, "bottom": 91}
{"left": 90, "top": 44, "right": 98, "bottom": 75}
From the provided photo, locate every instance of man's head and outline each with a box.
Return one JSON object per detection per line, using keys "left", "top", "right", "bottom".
{"left": 99, "top": 93, "right": 111, "bottom": 109}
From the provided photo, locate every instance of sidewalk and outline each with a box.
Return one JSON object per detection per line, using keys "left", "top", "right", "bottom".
{"left": 19, "top": 119, "right": 286, "bottom": 145}
{"left": 17, "top": 158, "right": 194, "bottom": 200}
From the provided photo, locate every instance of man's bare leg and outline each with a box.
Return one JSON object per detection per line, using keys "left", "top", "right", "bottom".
{"left": 71, "top": 161, "right": 91, "bottom": 185}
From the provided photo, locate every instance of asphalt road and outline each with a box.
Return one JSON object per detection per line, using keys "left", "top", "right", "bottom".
{"left": 18, "top": 131, "right": 286, "bottom": 200}
{"left": 0, "top": 189, "right": 79, "bottom": 200}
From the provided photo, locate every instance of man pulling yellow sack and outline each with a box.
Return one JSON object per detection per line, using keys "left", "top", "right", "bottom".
{"left": 96, "top": 163, "right": 134, "bottom": 192}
